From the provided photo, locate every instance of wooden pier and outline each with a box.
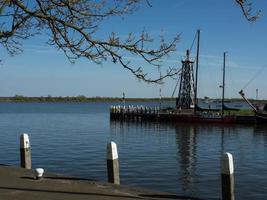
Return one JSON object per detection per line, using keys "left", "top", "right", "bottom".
{"left": 0, "top": 133, "right": 202, "bottom": 200}
{"left": 109, "top": 105, "right": 199, "bottom": 121}
{"left": 0, "top": 165, "right": 203, "bottom": 200}
{"left": 110, "top": 105, "right": 256, "bottom": 124}
{"left": 110, "top": 105, "right": 160, "bottom": 121}
{"left": 0, "top": 133, "right": 240, "bottom": 200}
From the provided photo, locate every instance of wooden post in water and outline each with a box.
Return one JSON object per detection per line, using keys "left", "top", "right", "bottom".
{"left": 107, "top": 141, "right": 120, "bottom": 185}
{"left": 221, "top": 152, "right": 235, "bottom": 200}
{"left": 20, "top": 133, "right": 31, "bottom": 169}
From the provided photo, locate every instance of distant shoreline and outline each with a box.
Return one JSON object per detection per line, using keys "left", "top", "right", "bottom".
{"left": 0, "top": 96, "right": 175, "bottom": 103}
{"left": 0, "top": 95, "right": 266, "bottom": 103}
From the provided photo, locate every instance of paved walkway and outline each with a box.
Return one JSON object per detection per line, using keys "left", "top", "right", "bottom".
{"left": 0, "top": 165, "right": 202, "bottom": 200}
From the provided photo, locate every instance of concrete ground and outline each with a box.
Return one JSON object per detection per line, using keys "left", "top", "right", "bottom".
{"left": 0, "top": 165, "right": 202, "bottom": 200}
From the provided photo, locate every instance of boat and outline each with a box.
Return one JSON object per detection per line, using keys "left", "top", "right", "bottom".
{"left": 223, "top": 104, "right": 240, "bottom": 111}
{"left": 195, "top": 104, "right": 220, "bottom": 112}
{"left": 172, "top": 31, "right": 236, "bottom": 124}
{"left": 167, "top": 112, "right": 236, "bottom": 124}
{"left": 110, "top": 31, "right": 236, "bottom": 124}
{"left": 255, "top": 112, "right": 267, "bottom": 123}
{"left": 239, "top": 90, "right": 267, "bottom": 123}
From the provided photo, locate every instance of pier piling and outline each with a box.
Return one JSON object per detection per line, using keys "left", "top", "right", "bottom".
{"left": 107, "top": 141, "right": 120, "bottom": 185}
{"left": 221, "top": 152, "right": 235, "bottom": 200}
{"left": 20, "top": 133, "right": 31, "bottom": 169}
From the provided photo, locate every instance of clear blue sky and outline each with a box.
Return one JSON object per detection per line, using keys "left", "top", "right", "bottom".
{"left": 1, "top": 0, "right": 267, "bottom": 99}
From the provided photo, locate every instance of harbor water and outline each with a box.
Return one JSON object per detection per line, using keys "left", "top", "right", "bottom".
{"left": 0, "top": 102, "right": 266, "bottom": 200}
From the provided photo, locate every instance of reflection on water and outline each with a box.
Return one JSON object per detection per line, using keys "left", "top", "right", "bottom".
{"left": 0, "top": 102, "right": 266, "bottom": 200}
{"left": 110, "top": 120, "right": 267, "bottom": 200}
{"left": 175, "top": 124, "right": 197, "bottom": 193}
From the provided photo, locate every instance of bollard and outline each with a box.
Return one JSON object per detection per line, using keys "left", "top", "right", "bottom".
{"left": 107, "top": 141, "right": 120, "bottom": 185}
{"left": 35, "top": 168, "right": 44, "bottom": 180}
{"left": 20, "top": 133, "right": 32, "bottom": 169}
{"left": 221, "top": 152, "right": 235, "bottom": 200}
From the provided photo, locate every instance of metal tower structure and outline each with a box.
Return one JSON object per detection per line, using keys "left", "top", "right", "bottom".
{"left": 176, "top": 50, "right": 195, "bottom": 109}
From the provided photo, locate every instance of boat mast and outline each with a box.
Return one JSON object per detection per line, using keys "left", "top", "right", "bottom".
{"left": 222, "top": 52, "right": 226, "bottom": 116}
{"left": 194, "top": 29, "right": 200, "bottom": 113}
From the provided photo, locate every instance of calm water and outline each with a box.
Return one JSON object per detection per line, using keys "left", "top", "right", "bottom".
{"left": 0, "top": 102, "right": 266, "bottom": 200}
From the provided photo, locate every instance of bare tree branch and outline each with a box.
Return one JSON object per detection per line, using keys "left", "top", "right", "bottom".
{"left": 235, "top": 0, "right": 261, "bottom": 22}
{"left": 0, "top": 0, "right": 180, "bottom": 83}
{"left": 1, "top": 1, "right": 258, "bottom": 82}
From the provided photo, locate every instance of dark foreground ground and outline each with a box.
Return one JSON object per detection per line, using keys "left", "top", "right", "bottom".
{"left": 0, "top": 165, "right": 202, "bottom": 200}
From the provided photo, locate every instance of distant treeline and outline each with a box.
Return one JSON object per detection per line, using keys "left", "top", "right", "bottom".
{"left": 0, "top": 95, "right": 266, "bottom": 103}
{"left": 0, "top": 95, "right": 177, "bottom": 102}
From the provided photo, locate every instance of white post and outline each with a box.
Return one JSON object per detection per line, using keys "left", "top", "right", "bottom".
{"left": 107, "top": 141, "right": 120, "bottom": 185}
{"left": 221, "top": 152, "right": 235, "bottom": 200}
{"left": 20, "top": 133, "right": 32, "bottom": 169}
{"left": 123, "top": 92, "right": 125, "bottom": 109}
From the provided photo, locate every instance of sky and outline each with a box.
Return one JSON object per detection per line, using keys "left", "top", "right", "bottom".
{"left": 1, "top": 0, "right": 267, "bottom": 99}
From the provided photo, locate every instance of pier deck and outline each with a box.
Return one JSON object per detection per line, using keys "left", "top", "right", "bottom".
{"left": 110, "top": 106, "right": 256, "bottom": 124}
{"left": 0, "top": 165, "right": 201, "bottom": 200}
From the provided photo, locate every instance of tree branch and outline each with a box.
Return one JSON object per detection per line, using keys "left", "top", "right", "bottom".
{"left": 235, "top": 0, "right": 261, "bottom": 22}
{"left": 0, "top": 0, "right": 179, "bottom": 83}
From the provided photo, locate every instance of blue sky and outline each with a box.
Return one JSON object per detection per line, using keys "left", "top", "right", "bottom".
{"left": 1, "top": 0, "right": 267, "bottom": 99}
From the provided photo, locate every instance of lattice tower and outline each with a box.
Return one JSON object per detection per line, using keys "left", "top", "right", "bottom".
{"left": 176, "top": 50, "right": 195, "bottom": 109}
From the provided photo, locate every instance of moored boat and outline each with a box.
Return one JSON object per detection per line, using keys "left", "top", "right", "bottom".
{"left": 110, "top": 31, "right": 237, "bottom": 125}
{"left": 239, "top": 90, "right": 267, "bottom": 123}
{"left": 169, "top": 113, "right": 236, "bottom": 124}
{"left": 173, "top": 35, "right": 235, "bottom": 124}
{"left": 255, "top": 111, "right": 267, "bottom": 123}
